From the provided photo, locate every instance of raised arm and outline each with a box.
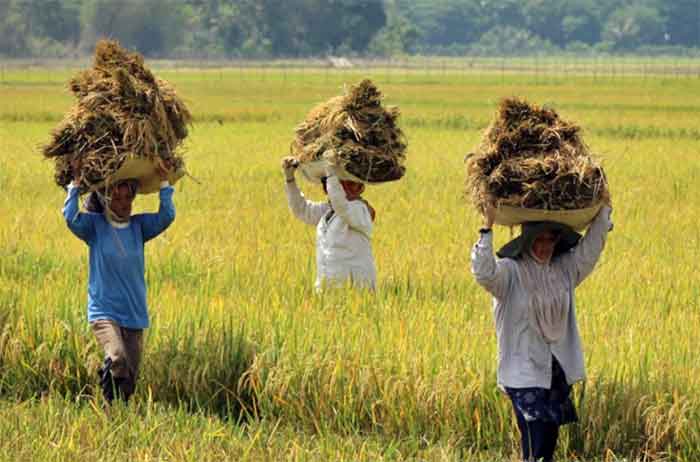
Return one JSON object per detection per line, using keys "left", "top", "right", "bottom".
{"left": 138, "top": 181, "right": 176, "bottom": 242}
{"left": 325, "top": 172, "right": 373, "bottom": 238}
{"left": 282, "top": 156, "right": 329, "bottom": 226}
{"left": 470, "top": 205, "right": 514, "bottom": 299}
{"left": 63, "top": 182, "right": 96, "bottom": 244}
{"left": 558, "top": 205, "right": 613, "bottom": 287}
{"left": 471, "top": 230, "right": 514, "bottom": 300}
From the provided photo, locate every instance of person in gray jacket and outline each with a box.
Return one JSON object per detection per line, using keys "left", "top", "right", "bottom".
{"left": 471, "top": 204, "right": 612, "bottom": 462}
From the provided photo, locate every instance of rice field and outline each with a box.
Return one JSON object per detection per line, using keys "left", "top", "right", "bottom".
{"left": 0, "top": 67, "right": 699, "bottom": 461}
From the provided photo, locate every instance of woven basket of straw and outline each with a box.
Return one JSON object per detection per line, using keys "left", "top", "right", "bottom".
{"left": 92, "top": 157, "right": 186, "bottom": 194}
{"left": 495, "top": 203, "right": 603, "bottom": 231}
{"left": 42, "top": 39, "right": 191, "bottom": 195}
{"left": 297, "top": 158, "right": 372, "bottom": 185}
{"left": 291, "top": 79, "right": 406, "bottom": 185}
{"left": 466, "top": 97, "right": 609, "bottom": 229}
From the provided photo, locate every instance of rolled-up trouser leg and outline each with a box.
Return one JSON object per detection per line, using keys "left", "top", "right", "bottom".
{"left": 91, "top": 320, "right": 144, "bottom": 403}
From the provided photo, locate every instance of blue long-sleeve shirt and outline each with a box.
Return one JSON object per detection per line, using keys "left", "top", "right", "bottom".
{"left": 63, "top": 182, "right": 175, "bottom": 329}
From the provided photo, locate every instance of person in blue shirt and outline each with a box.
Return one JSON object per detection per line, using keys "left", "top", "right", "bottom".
{"left": 63, "top": 161, "right": 175, "bottom": 404}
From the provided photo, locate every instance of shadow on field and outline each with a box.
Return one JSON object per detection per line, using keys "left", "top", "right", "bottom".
{"left": 0, "top": 293, "right": 260, "bottom": 422}
{"left": 561, "top": 378, "right": 694, "bottom": 460}
{"left": 143, "top": 324, "right": 260, "bottom": 422}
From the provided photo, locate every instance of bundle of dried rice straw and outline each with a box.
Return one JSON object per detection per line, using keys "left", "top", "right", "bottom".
{"left": 291, "top": 79, "right": 406, "bottom": 184}
{"left": 466, "top": 98, "right": 608, "bottom": 216}
{"left": 42, "top": 40, "right": 191, "bottom": 193}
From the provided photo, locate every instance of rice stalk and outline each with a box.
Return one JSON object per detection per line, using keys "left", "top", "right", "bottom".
{"left": 42, "top": 40, "right": 191, "bottom": 193}
{"left": 466, "top": 97, "right": 608, "bottom": 211}
{"left": 291, "top": 79, "right": 407, "bottom": 184}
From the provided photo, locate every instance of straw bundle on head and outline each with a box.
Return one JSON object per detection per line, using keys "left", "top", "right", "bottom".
{"left": 291, "top": 79, "right": 406, "bottom": 184}
{"left": 42, "top": 40, "right": 191, "bottom": 193}
{"left": 466, "top": 98, "right": 608, "bottom": 213}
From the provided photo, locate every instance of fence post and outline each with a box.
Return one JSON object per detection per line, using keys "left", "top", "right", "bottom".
{"left": 611, "top": 60, "right": 615, "bottom": 81}
{"left": 592, "top": 56, "right": 597, "bottom": 82}
{"left": 501, "top": 57, "right": 505, "bottom": 85}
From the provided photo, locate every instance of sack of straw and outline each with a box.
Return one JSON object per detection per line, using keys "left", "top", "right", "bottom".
{"left": 466, "top": 98, "right": 608, "bottom": 228}
{"left": 42, "top": 40, "right": 191, "bottom": 194}
{"left": 291, "top": 79, "right": 406, "bottom": 184}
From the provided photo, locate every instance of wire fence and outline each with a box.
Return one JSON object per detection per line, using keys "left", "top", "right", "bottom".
{"left": 1, "top": 56, "right": 699, "bottom": 85}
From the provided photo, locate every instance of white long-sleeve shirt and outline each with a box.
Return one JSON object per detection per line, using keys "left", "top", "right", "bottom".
{"left": 471, "top": 206, "right": 612, "bottom": 389}
{"left": 285, "top": 175, "right": 376, "bottom": 290}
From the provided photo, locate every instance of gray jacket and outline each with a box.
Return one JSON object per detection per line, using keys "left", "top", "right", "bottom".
{"left": 471, "top": 206, "right": 612, "bottom": 389}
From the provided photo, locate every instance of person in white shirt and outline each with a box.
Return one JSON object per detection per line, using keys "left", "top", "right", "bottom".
{"left": 282, "top": 156, "right": 376, "bottom": 291}
{"left": 471, "top": 204, "right": 612, "bottom": 462}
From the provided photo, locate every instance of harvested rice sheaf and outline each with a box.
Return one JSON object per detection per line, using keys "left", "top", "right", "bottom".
{"left": 42, "top": 40, "right": 191, "bottom": 193}
{"left": 291, "top": 79, "right": 406, "bottom": 184}
{"left": 466, "top": 97, "right": 608, "bottom": 211}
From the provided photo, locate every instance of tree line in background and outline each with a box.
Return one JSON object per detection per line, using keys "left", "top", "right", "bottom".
{"left": 1, "top": 0, "right": 698, "bottom": 58}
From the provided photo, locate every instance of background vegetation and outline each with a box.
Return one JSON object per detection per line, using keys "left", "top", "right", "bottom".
{"left": 0, "top": 0, "right": 699, "bottom": 58}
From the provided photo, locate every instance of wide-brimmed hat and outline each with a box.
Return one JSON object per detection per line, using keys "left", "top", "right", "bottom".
{"left": 497, "top": 221, "right": 581, "bottom": 259}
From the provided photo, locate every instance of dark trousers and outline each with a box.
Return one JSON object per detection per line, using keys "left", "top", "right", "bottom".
{"left": 513, "top": 405, "right": 560, "bottom": 462}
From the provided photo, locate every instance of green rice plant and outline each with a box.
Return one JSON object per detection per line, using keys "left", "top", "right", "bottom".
{"left": 0, "top": 68, "right": 699, "bottom": 461}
